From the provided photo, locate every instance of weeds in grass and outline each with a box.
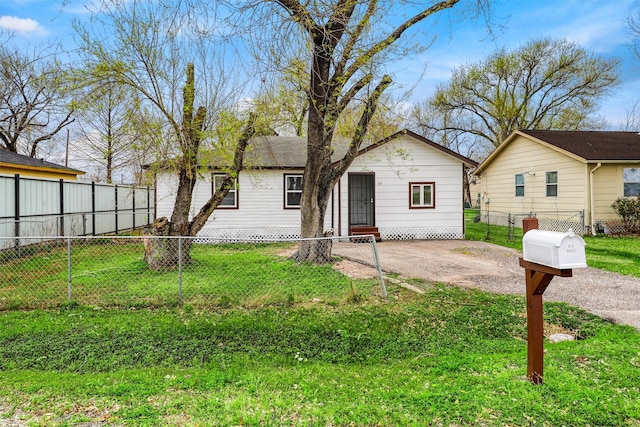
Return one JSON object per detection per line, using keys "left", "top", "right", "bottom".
{"left": 1, "top": 224, "right": 639, "bottom": 425}
{"left": 0, "top": 286, "right": 638, "bottom": 426}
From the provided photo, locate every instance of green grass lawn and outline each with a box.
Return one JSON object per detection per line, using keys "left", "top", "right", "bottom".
{"left": 1, "top": 233, "right": 639, "bottom": 425}
{"left": 0, "top": 241, "right": 379, "bottom": 310}
{"left": 1, "top": 285, "right": 638, "bottom": 426}
{"left": 465, "top": 209, "right": 640, "bottom": 277}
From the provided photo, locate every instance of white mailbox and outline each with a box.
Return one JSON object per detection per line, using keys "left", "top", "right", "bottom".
{"left": 522, "top": 228, "right": 587, "bottom": 269}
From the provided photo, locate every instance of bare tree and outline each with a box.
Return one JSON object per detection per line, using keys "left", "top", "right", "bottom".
{"left": 621, "top": 99, "right": 640, "bottom": 132}
{"left": 625, "top": 9, "right": 640, "bottom": 131}
{"left": 427, "top": 38, "right": 619, "bottom": 151}
{"left": 75, "top": 0, "right": 257, "bottom": 268}
{"left": 72, "top": 84, "right": 149, "bottom": 183}
{"left": 252, "top": 58, "right": 310, "bottom": 137}
{"left": 410, "top": 101, "right": 488, "bottom": 161}
{"left": 240, "top": 0, "right": 481, "bottom": 263}
{"left": 0, "top": 42, "right": 75, "bottom": 157}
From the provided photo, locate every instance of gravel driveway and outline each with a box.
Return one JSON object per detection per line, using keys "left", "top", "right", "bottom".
{"left": 333, "top": 240, "right": 640, "bottom": 331}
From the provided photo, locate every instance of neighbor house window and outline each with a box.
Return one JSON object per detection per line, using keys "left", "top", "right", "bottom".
{"left": 624, "top": 168, "right": 640, "bottom": 197}
{"left": 546, "top": 171, "right": 558, "bottom": 197}
{"left": 515, "top": 174, "right": 525, "bottom": 197}
{"left": 409, "top": 182, "right": 435, "bottom": 208}
{"left": 212, "top": 173, "right": 238, "bottom": 208}
{"left": 284, "top": 174, "right": 303, "bottom": 208}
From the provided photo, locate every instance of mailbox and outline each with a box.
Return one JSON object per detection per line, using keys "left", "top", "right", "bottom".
{"left": 522, "top": 228, "right": 587, "bottom": 269}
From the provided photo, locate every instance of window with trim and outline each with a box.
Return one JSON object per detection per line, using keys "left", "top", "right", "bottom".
{"left": 624, "top": 168, "right": 640, "bottom": 196}
{"left": 284, "top": 174, "right": 303, "bottom": 208}
{"left": 212, "top": 173, "right": 238, "bottom": 208}
{"left": 546, "top": 171, "right": 558, "bottom": 197}
{"left": 409, "top": 182, "right": 435, "bottom": 208}
{"left": 515, "top": 174, "right": 524, "bottom": 197}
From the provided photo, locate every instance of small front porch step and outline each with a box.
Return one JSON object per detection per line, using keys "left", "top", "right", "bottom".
{"left": 349, "top": 226, "right": 381, "bottom": 242}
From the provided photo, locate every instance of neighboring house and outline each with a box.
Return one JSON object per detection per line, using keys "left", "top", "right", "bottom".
{"left": 0, "top": 149, "right": 85, "bottom": 180}
{"left": 154, "top": 129, "right": 477, "bottom": 240}
{"left": 473, "top": 129, "right": 640, "bottom": 234}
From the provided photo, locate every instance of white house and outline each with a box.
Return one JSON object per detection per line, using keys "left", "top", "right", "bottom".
{"left": 154, "top": 129, "right": 477, "bottom": 240}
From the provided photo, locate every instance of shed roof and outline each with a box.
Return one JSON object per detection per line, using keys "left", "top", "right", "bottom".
{"left": 0, "top": 149, "right": 85, "bottom": 175}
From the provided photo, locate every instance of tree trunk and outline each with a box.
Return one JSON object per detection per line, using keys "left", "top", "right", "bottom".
{"left": 294, "top": 173, "right": 334, "bottom": 263}
{"left": 143, "top": 217, "right": 193, "bottom": 270}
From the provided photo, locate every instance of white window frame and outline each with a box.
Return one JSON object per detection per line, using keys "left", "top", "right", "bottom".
{"left": 409, "top": 182, "right": 435, "bottom": 209}
{"left": 623, "top": 168, "right": 640, "bottom": 197}
{"left": 284, "top": 174, "right": 303, "bottom": 209}
{"left": 515, "top": 174, "right": 525, "bottom": 197}
{"left": 212, "top": 173, "right": 238, "bottom": 208}
{"left": 546, "top": 171, "right": 558, "bottom": 197}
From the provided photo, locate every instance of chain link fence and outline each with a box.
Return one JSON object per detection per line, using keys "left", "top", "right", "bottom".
{"left": 474, "top": 209, "right": 586, "bottom": 241}
{"left": 0, "top": 235, "right": 387, "bottom": 311}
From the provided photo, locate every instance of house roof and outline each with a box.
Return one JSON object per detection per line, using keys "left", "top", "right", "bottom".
{"left": 203, "top": 129, "right": 477, "bottom": 170}
{"left": 0, "top": 149, "right": 85, "bottom": 175}
{"left": 520, "top": 130, "right": 640, "bottom": 161}
{"left": 475, "top": 130, "right": 640, "bottom": 174}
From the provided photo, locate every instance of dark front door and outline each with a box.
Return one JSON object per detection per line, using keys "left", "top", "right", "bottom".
{"left": 349, "top": 173, "right": 375, "bottom": 227}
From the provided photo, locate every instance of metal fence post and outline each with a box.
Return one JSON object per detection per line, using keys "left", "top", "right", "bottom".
{"left": 147, "top": 186, "right": 151, "bottom": 227}
{"left": 13, "top": 174, "right": 20, "bottom": 251}
{"left": 369, "top": 236, "right": 387, "bottom": 298}
{"left": 132, "top": 187, "right": 136, "bottom": 231}
{"left": 178, "top": 237, "right": 183, "bottom": 305}
{"left": 91, "top": 182, "right": 96, "bottom": 236}
{"left": 114, "top": 185, "right": 119, "bottom": 234}
{"left": 67, "top": 236, "right": 72, "bottom": 301}
{"left": 59, "top": 179, "right": 65, "bottom": 236}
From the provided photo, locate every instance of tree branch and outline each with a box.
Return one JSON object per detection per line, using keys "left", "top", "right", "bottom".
{"left": 332, "top": 74, "right": 392, "bottom": 181}
{"left": 341, "top": 0, "right": 460, "bottom": 83}
{"left": 189, "top": 113, "right": 258, "bottom": 235}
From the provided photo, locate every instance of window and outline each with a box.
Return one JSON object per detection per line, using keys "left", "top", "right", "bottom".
{"left": 212, "top": 173, "right": 237, "bottom": 208}
{"left": 284, "top": 174, "right": 303, "bottom": 208}
{"left": 409, "top": 182, "right": 435, "bottom": 208}
{"left": 515, "top": 174, "right": 524, "bottom": 197}
{"left": 624, "top": 168, "right": 640, "bottom": 197}
{"left": 546, "top": 171, "right": 558, "bottom": 197}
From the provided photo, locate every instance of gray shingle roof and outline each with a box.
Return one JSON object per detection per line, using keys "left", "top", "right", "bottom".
{"left": 233, "top": 130, "right": 477, "bottom": 169}
{"left": 520, "top": 130, "right": 640, "bottom": 161}
{"left": 152, "top": 129, "right": 477, "bottom": 170}
{"left": 0, "top": 149, "right": 84, "bottom": 174}
{"left": 241, "top": 136, "right": 366, "bottom": 168}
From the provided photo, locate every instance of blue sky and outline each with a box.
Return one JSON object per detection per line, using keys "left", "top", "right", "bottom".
{"left": 2, "top": 0, "right": 639, "bottom": 129}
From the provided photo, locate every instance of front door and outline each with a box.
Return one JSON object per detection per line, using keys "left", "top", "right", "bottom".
{"left": 348, "top": 173, "right": 375, "bottom": 227}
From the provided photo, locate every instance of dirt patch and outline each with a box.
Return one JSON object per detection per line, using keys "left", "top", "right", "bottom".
{"left": 332, "top": 259, "right": 379, "bottom": 279}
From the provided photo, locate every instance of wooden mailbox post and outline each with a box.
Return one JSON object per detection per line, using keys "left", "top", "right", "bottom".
{"left": 519, "top": 217, "right": 586, "bottom": 384}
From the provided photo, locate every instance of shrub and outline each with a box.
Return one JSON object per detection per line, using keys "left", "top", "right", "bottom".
{"left": 611, "top": 196, "right": 640, "bottom": 233}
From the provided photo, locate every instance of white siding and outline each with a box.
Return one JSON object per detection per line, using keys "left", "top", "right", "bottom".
{"left": 155, "top": 134, "right": 466, "bottom": 239}
{"left": 335, "top": 135, "right": 464, "bottom": 239}
{"left": 156, "top": 169, "right": 333, "bottom": 238}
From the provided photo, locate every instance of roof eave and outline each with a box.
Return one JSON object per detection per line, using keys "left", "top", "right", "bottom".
{"left": 0, "top": 162, "right": 85, "bottom": 175}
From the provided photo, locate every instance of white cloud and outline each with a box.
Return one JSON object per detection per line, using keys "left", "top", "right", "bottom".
{"left": 0, "top": 15, "right": 45, "bottom": 34}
